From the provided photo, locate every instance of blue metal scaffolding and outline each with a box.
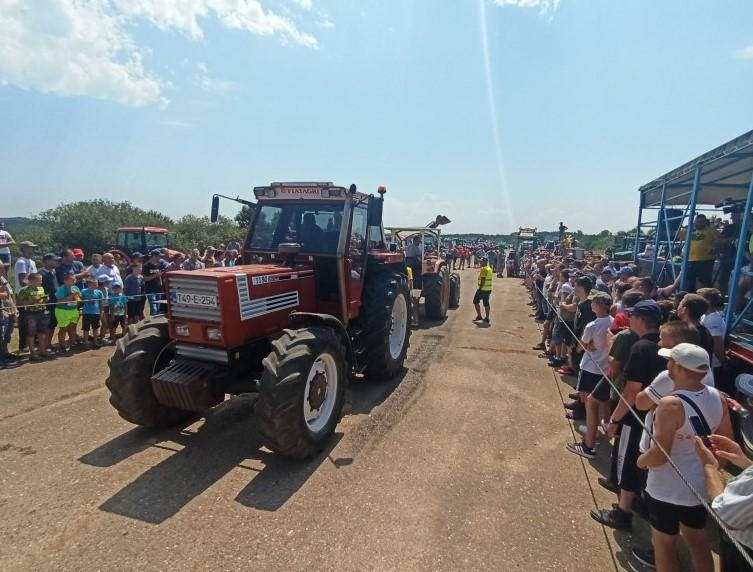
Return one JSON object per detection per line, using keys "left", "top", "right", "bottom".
{"left": 634, "top": 129, "right": 753, "bottom": 335}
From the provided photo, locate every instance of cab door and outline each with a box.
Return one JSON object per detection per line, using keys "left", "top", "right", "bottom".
{"left": 347, "top": 204, "right": 368, "bottom": 318}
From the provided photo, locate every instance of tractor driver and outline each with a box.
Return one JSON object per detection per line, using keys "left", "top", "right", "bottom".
{"left": 300, "top": 212, "right": 326, "bottom": 252}
{"left": 405, "top": 236, "right": 423, "bottom": 283}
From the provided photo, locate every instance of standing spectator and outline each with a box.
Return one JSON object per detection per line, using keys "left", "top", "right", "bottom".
{"left": 225, "top": 250, "right": 238, "bottom": 267}
{"left": 142, "top": 250, "right": 168, "bottom": 315}
{"left": 72, "top": 248, "right": 85, "bottom": 264}
{"left": 122, "top": 252, "right": 145, "bottom": 278}
{"left": 696, "top": 434, "right": 753, "bottom": 571}
{"left": 100, "top": 253, "right": 122, "bottom": 282}
{"left": 677, "top": 293, "right": 715, "bottom": 362}
{"left": 16, "top": 273, "right": 51, "bottom": 360}
{"left": 97, "top": 275, "right": 111, "bottom": 339}
{"left": 87, "top": 253, "right": 105, "bottom": 280}
{"left": 472, "top": 257, "right": 493, "bottom": 324}
{"left": 108, "top": 282, "right": 127, "bottom": 341}
{"left": 81, "top": 276, "right": 104, "bottom": 348}
{"left": 227, "top": 239, "right": 241, "bottom": 253}
{"left": 214, "top": 250, "right": 226, "bottom": 267}
{"left": 54, "top": 274, "right": 81, "bottom": 353}
{"left": 637, "top": 343, "right": 732, "bottom": 572}
{"left": 124, "top": 263, "right": 145, "bottom": 325}
{"left": 183, "top": 249, "right": 205, "bottom": 271}
{"left": 592, "top": 300, "right": 664, "bottom": 531}
{"left": 0, "top": 220, "right": 15, "bottom": 265}
{"left": 39, "top": 253, "right": 60, "bottom": 352}
{"left": 14, "top": 240, "right": 38, "bottom": 353}
{"left": 166, "top": 253, "right": 185, "bottom": 272}
{"left": 679, "top": 214, "right": 719, "bottom": 291}
{"left": 56, "top": 249, "right": 87, "bottom": 287}
{"left": 0, "top": 263, "right": 19, "bottom": 368}
{"left": 698, "top": 288, "right": 730, "bottom": 393}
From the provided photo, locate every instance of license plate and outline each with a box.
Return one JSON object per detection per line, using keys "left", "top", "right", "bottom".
{"left": 171, "top": 292, "right": 218, "bottom": 307}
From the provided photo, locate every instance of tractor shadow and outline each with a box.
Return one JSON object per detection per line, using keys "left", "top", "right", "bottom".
{"left": 80, "top": 370, "right": 405, "bottom": 524}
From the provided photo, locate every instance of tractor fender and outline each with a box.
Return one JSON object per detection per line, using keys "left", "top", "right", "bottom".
{"left": 288, "top": 312, "right": 356, "bottom": 371}
{"left": 422, "top": 257, "right": 445, "bottom": 275}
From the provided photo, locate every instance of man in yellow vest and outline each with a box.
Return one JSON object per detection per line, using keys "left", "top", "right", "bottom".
{"left": 473, "top": 257, "right": 493, "bottom": 324}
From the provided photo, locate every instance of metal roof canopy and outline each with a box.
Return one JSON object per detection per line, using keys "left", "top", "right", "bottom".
{"left": 640, "top": 129, "right": 753, "bottom": 207}
{"left": 633, "top": 129, "right": 753, "bottom": 336}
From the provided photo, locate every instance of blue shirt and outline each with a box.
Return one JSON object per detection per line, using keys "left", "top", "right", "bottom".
{"left": 81, "top": 287, "right": 104, "bottom": 315}
{"left": 109, "top": 293, "right": 128, "bottom": 316}
{"left": 123, "top": 274, "right": 144, "bottom": 298}
{"left": 54, "top": 284, "right": 81, "bottom": 310}
{"left": 56, "top": 260, "right": 86, "bottom": 289}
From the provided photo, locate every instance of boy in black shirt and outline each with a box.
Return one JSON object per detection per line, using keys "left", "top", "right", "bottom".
{"left": 591, "top": 300, "right": 664, "bottom": 531}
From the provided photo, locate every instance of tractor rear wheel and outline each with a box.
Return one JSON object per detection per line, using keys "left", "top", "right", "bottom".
{"left": 359, "top": 270, "right": 411, "bottom": 380}
{"left": 449, "top": 272, "right": 461, "bottom": 309}
{"left": 255, "top": 327, "right": 346, "bottom": 458}
{"left": 106, "top": 315, "right": 194, "bottom": 429}
{"left": 424, "top": 264, "right": 450, "bottom": 320}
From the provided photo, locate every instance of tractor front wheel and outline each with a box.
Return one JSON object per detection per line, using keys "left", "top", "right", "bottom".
{"left": 424, "top": 264, "right": 450, "bottom": 320}
{"left": 255, "top": 327, "right": 346, "bottom": 458}
{"left": 106, "top": 315, "right": 194, "bottom": 429}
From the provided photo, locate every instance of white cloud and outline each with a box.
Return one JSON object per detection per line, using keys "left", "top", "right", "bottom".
{"left": 492, "top": 0, "right": 560, "bottom": 16}
{"left": 291, "top": 0, "right": 313, "bottom": 10}
{"left": 0, "top": 0, "right": 319, "bottom": 108}
{"left": 733, "top": 45, "right": 753, "bottom": 60}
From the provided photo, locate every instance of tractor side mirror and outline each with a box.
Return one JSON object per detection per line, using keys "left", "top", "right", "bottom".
{"left": 368, "top": 195, "right": 383, "bottom": 227}
{"left": 210, "top": 195, "right": 220, "bottom": 223}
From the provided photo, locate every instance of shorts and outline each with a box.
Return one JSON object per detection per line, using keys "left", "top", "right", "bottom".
{"left": 82, "top": 314, "right": 101, "bottom": 330}
{"left": 645, "top": 492, "right": 707, "bottom": 535}
{"left": 47, "top": 307, "right": 57, "bottom": 331}
{"left": 0, "top": 252, "right": 9, "bottom": 264}
{"left": 110, "top": 315, "right": 126, "bottom": 329}
{"left": 546, "top": 307, "right": 556, "bottom": 321}
{"left": 590, "top": 377, "right": 612, "bottom": 402}
{"left": 576, "top": 370, "right": 604, "bottom": 394}
{"left": 24, "top": 311, "right": 50, "bottom": 336}
{"left": 615, "top": 420, "right": 647, "bottom": 493}
{"left": 55, "top": 307, "right": 80, "bottom": 328}
{"left": 473, "top": 289, "right": 491, "bottom": 305}
{"left": 127, "top": 299, "right": 145, "bottom": 318}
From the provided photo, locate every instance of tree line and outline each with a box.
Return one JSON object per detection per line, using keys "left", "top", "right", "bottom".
{"left": 11, "top": 200, "right": 248, "bottom": 257}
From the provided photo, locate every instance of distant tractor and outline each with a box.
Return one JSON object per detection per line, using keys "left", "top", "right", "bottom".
{"left": 109, "top": 226, "right": 179, "bottom": 264}
{"left": 106, "top": 182, "right": 411, "bottom": 458}
{"left": 386, "top": 219, "right": 461, "bottom": 324}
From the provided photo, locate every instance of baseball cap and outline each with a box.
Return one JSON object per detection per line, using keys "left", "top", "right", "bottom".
{"left": 19, "top": 240, "right": 38, "bottom": 248}
{"left": 626, "top": 299, "right": 661, "bottom": 320}
{"left": 149, "top": 249, "right": 162, "bottom": 257}
{"left": 97, "top": 275, "right": 111, "bottom": 284}
{"left": 619, "top": 267, "right": 633, "bottom": 275}
{"left": 132, "top": 251, "right": 145, "bottom": 259}
{"left": 658, "top": 343, "right": 710, "bottom": 373}
{"left": 72, "top": 248, "right": 84, "bottom": 256}
{"left": 601, "top": 268, "right": 616, "bottom": 277}
{"left": 111, "top": 282, "right": 123, "bottom": 289}
{"left": 42, "top": 253, "right": 60, "bottom": 261}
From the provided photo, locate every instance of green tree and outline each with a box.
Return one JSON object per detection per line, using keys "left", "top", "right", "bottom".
{"left": 235, "top": 206, "right": 255, "bottom": 229}
{"left": 171, "top": 215, "right": 246, "bottom": 253}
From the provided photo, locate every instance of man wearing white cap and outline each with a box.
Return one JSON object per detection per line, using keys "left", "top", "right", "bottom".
{"left": 637, "top": 343, "right": 734, "bottom": 572}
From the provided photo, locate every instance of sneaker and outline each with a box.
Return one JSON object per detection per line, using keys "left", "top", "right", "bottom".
{"left": 597, "top": 477, "right": 620, "bottom": 494}
{"left": 564, "top": 400, "right": 582, "bottom": 410}
{"left": 29, "top": 353, "right": 43, "bottom": 362}
{"left": 590, "top": 507, "right": 632, "bottom": 531}
{"left": 482, "top": 317, "right": 490, "bottom": 324}
{"left": 566, "top": 441, "right": 596, "bottom": 459}
{"left": 473, "top": 316, "right": 483, "bottom": 322}
{"left": 631, "top": 547, "right": 656, "bottom": 569}
{"left": 0, "top": 359, "right": 21, "bottom": 369}
{"left": 568, "top": 392, "right": 580, "bottom": 400}
{"left": 557, "top": 367, "right": 575, "bottom": 375}
{"left": 547, "top": 359, "right": 564, "bottom": 368}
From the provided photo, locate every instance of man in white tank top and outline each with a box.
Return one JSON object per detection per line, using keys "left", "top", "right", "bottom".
{"left": 637, "top": 343, "right": 734, "bottom": 572}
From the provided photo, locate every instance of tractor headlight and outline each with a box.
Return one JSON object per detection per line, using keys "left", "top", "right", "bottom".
{"left": 206, "top": 327, "right": 222, "bottom": 341}
{"left": 175, "top": 323, "right": 190, "bottom": 337}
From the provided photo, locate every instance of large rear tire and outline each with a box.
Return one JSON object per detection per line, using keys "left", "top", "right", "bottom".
{"left": 449, "top": 272, "right": 461, "bottom": 309}
{"left": 255, "top": 327, "right": 347, "bottom": 458}
{"left": 359, "top": 270, "right": 411, "bottom": 380}
{"left": 424, "top": 264, "right": 450, "bottom": 320}
{"left": 106, "top": 315, "right": 194, "bottom": 429}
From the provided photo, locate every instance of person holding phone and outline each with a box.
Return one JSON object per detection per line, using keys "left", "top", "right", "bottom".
{"left": 637, "top": 343, "right": 734, "bottom": 572}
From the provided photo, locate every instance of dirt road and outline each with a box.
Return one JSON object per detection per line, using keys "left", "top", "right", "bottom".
{"left": 1, "top": 272, "right": 641, "bottom": 571}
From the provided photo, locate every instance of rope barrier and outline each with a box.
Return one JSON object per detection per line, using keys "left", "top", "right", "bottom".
{"left": 524, "top": 265, "right": 753, "bottom": 567}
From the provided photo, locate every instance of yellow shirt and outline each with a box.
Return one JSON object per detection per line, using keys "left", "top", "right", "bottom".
{"left": 478, "top": 264, "right": 493, "bottom": 291}
{"left": 679, "top": 226, "right": 718, "bottom": 262}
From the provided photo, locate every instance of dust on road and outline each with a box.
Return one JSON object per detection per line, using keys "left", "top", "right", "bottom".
{"left": 0, "top": 271, "right": 636, "bottom": 571}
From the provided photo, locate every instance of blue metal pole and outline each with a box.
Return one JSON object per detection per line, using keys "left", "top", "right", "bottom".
{"left": 679, "top": 166, "right": 702, "bottom": 291}
{"left": 634, "top": 193, "right": 644, "bottom": 263}
{"left": 651, "top": 180, "right": 667, "bottom": 277}
{"left": 724, "top": 172, "right": 753, "bottom": 333}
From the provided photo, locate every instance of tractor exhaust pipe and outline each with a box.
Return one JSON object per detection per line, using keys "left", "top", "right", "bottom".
{"left": 335, "top": 184, "right": 356, "bottom": 327}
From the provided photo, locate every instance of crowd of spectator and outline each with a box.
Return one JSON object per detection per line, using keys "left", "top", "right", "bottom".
{"left": 0, "top": 226, "right": 242, "bottom": 369}
{"left": 521, "top": 243, "right": 753, "bottom": 570}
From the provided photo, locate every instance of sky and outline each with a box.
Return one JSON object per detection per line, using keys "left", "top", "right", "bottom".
{"left": 2, "top": 0, "right": 753, "bottom": 234}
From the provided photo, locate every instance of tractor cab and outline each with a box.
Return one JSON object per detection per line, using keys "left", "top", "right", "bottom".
{"left": 111, "top": 226, "right": 175, "bottom": 264}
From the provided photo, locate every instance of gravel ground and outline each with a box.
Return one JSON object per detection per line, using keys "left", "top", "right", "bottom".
{"left": 1, "top": 271, "right": 653, "bottom": 571}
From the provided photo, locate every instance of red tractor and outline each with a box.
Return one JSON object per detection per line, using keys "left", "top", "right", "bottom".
{"left": 108, "top": 226, "right": 180, "bottom": 264}
{"left": 106, "top": 182, "right": 411, "bottom": 458}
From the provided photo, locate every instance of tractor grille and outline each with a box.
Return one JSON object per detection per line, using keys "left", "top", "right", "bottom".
{"left": 176, "top": 343, "right": 229, "bottom": 365}
{"left": 168, "top": 276, "right": 220, "bottom": 322}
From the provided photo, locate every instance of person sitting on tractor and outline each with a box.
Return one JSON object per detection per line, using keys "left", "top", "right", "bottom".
{"left": 473, "top": 256, "right": 493, "bottom": 324}
{"left": 405, "top": 235, "right": 423, "bottom": 282}
{"left": 300, "top": 212, "right": 326, "bottom": 252}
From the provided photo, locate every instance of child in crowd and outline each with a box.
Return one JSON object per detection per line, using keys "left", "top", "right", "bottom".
{"left": 16, "top": 273, "right": 51, "bottom": 361}
{"left": 81, "top": 276, "right": 104, "bottom": 348}
{"left": 97, "top": 275, "right": 111, "bottom": 339}
{"left": 54, "top": 273, "right": 81, "bottom": 353}
{"left": 108, "top": 282, "right": 128, "bottom": 340}
{"left": 124, "top": 263, "right": 145, "bottom": 325}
